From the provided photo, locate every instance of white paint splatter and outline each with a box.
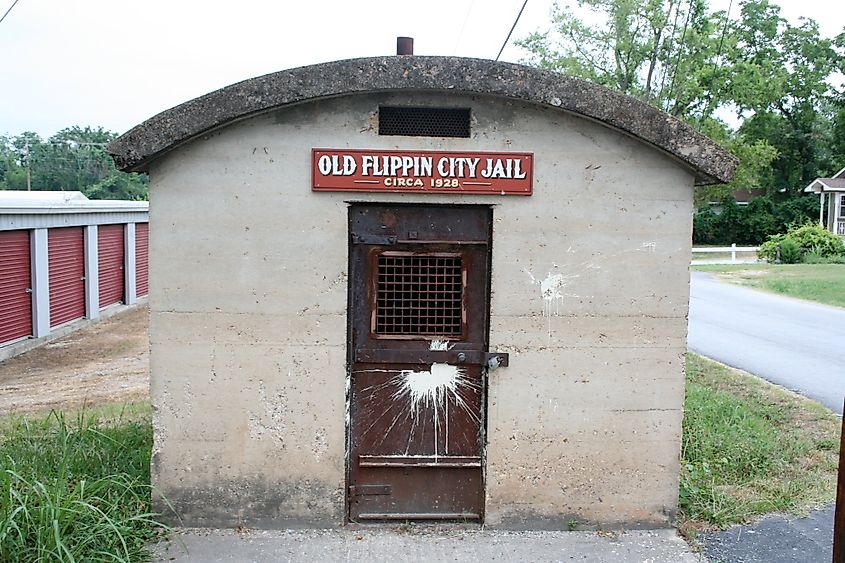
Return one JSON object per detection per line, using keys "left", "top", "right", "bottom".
{"left": 356, "top": 364, "right": 479, "bottom": 457}
{"left": 525, "top": 270, "right": 580, "bottom": 317}
{"left": 394, "top": 363, "right": 464, "bottom": 418}
{"left": 391, "top": 363, "right": 474, "bottom": 457}
{"left": 540, "top": 273, "right": 567, "bottom": 304}
{"left": 524, "top": 263, "right": 598, "bottom": 343}
{"left": 428, "top": 339, "right": 452, "bottom": 351}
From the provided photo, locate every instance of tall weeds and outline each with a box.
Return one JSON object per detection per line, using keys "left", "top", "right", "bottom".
{"left": 0, "top": 410, "right": 166, "bottom": 562}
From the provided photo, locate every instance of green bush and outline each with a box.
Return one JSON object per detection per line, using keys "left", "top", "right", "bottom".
{"left": 758, "top": 222, "right": 845, "bottom": 262}
{"left": 788, "top": 223, "right": 845, "bottom": 257}
{"left": 778, "top": 238, "right": 801, "bottom": 263}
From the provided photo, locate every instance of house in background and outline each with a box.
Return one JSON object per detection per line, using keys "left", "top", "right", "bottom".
{"left": 805, "top": 167, "right": 845, "bottom": 236}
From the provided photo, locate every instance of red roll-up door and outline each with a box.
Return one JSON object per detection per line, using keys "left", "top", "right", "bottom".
{"left": 135, "top": 223, "right": 149, "bottom": 297}
{"left": 48, "top": 227, "right": 86, "bottom": 327}
{"left": 98, "top": 224, "right": 125, "bottom": 309}
{"left": 0, "top": 230, "right": 33, "bottom": 345}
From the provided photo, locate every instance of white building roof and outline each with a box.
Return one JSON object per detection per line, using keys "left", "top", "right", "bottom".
{"left": 804, "top": 167, "right": 845, "bottom": 193}
{"left": 0, "top": 191, "right": 149, "bottom": 214}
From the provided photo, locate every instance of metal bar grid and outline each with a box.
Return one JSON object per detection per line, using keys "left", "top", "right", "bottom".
{"left": 378, "top": 107, "right": 471, "bottom": 138}
{"left": 375, "top": 254, "right": 463, "bottom": 336}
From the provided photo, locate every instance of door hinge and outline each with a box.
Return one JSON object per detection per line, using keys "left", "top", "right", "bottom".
{"left": 351, "top": 234, "right": 397, "bottom": 245}
{"left": 349, "top": 484, "right": 392, "bottom": 496}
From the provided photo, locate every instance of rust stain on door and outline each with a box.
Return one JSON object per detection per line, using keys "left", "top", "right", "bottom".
{"left": 347, "top": 204, "right": 492, "bottom": 521}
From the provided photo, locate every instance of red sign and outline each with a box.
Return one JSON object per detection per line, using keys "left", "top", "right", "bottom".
{"left": 312, "top": 149, "right": 533, "bottom": 195}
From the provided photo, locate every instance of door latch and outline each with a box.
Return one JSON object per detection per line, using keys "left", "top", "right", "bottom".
{"left": 485, "top": 353, "right": 509, "bottom": 372}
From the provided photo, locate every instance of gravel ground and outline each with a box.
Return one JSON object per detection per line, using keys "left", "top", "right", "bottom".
{"left": 0, "top": 305, "right": 150, "bottom": 415}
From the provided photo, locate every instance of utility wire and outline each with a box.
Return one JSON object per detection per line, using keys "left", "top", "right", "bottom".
{"left": 698, "top": 0, "right": 734, "bottom": 127}
{"left": 496, "top": 0, "right": 529, "bottom": 61}
{"left": 665, "top": 0, "right": 693, "bottom": 114}
{"left": 0, "top": 0, "right": 21, "bottom": 25}
{"left": 453, "top": 0, "right": 477, "bottom": 55}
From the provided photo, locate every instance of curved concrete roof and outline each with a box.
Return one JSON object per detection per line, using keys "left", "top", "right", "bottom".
{"left": 108, "top": 56, "right": 737, "bottom": 185}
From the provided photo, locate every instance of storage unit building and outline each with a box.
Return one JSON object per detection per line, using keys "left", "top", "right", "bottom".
{"left": 0, "top": 191, "right": 148, "bottom": 351}
{"left": 109, "top": 56, "right": 736, "bottom": 530}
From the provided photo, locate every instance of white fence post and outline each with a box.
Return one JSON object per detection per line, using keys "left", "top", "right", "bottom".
{"left": 691, "top": 245, "right": 760, "bottom": 265}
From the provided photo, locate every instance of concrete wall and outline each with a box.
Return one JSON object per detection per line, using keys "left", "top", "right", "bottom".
{"left": 147, "top": 92, "right": 694, "bottom": 528}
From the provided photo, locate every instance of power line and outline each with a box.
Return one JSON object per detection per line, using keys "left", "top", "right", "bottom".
{"left": 0, "top": 0, "right": 21, "bottom": 25}
{"left": 452, "top": 0, "right": 477, "bottom": 55}
{"left": 496, "top": 0, "right": 529, "bottom": 62}
{"left": 665, "top": 0, "right": 693, "bottom": 114}
{"left": 698, "top": 0, "right": 734, "bottom": 126}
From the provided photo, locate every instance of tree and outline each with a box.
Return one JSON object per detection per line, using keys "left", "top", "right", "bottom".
{"left": 722, "top": 0, "right": 844, "bottom": 190}
{"left": 0, "top": 128, "right": 148, "bottom": 200}
{"left": 830, "top": 105, "right": 845, "bottom": 168}
{"left": 518, "top": 0, "right": 845, "bottom": 202}
{"left": 518, "top": 0, "right": 725, "bottom": 121}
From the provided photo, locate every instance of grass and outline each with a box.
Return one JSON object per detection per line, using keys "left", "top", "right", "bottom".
{"left": 0, "top": 403, "right": 166, "bottom": 562}
{"left": 0, "top": 357, "right": 839, "bottom": 551}
{"left": 693, "top": 263, "right": 845, "bottom": 307}
{"left": 680, "top": 354, "right": 840, "bottom": 536}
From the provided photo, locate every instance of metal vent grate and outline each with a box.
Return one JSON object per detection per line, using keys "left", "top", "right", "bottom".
{"left": 379, "top": 107, "right": 470, "bottom": 138}
{"left": 375, "top": 254, "right": 463, "bottom": 336}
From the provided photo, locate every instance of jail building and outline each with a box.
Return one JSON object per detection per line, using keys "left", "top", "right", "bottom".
{"left": 108, "top": 53, "right": 736, "bottom": 529}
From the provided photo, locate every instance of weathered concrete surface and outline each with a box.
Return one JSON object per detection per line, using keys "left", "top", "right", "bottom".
{"left": 108, "top": 57, "right": 737, "bottom": 185}
{"left": 146, "top": 91, "right": 695, "bottom": 528}
{"left": 153, "top": 528, "right": 701, "bottom": 562}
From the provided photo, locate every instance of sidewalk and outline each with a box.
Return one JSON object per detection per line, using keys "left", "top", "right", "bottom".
{"left": 153, "top": 527, "right": 703, "bottom": 562}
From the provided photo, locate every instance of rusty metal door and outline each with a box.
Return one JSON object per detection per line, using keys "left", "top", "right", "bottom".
{"left": 347, "top": 204, "right": 502, "bottom": 522}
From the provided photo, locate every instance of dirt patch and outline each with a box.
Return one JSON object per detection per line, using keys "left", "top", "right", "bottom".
{"left": 0, "top": 306, "right": 150, "bottom": 416}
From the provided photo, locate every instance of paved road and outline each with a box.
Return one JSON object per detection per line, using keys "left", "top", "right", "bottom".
{"left": 688, "top": 270, "right": 845, "bottom": 414}
{"left": 702, "top": 505, "right": 834, "bottom": 563}
{"left": 689, "top": 271, "right": 845, "bottom": 563}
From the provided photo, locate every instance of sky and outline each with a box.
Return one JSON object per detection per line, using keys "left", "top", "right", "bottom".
{"left": 0, "top": 0, "right": 842, "bottom": 139}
